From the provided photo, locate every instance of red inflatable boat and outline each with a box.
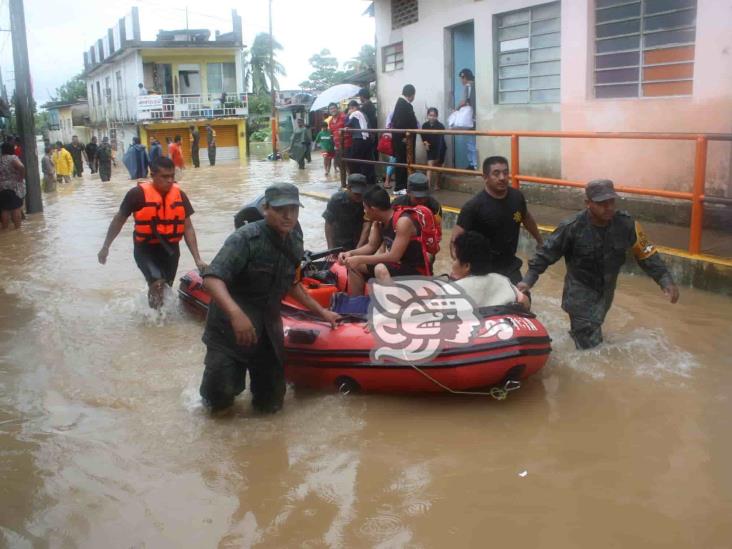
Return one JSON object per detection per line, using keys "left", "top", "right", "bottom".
{"left": 178, "top": 268, "right": 552, "bottom": 394}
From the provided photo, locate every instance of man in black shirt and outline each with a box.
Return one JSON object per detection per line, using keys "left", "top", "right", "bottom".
{"left": 358, "top": 87, "right": 378, "bottom": 161}
{"left": 323, "top": 173, "right": 370, "bottom": 251}
{"left": 97, "top": 157, "right": 207, "bottom": 308}
{"left": 66, "top": 135, "right": 87, "bottom": 178}
{"left": 391, "top": 84, "right": 419, "bottom": 192}
{"left": 451, "top": 156, "right": 543, "bottom": 284}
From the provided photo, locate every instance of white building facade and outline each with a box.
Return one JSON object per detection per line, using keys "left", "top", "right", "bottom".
{"left": 83, "top": 8, "right": 248, "bottom": 163}
{"left": 373, "top": 0, "right": 732, "bottom": 196}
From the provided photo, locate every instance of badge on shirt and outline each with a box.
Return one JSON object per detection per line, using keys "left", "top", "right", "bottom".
{"left": 632, "top": 221, "right": 657, "bottom": 260}
{"left": 513, "top": 211, "right": 523, "bottom": 223}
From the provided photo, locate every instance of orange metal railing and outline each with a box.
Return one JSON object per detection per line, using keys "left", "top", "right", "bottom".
{"left": 339, "top": 128, "right": 732, "bottom": 255}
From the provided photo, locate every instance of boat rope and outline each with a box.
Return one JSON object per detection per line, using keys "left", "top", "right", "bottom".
{"left": 401, "top": 350, "right": 521, "bottom": 400}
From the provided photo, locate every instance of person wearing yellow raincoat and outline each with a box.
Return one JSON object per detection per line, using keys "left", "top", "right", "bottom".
{"left": 52, "top": 141, "right": 73, "bottom": 184}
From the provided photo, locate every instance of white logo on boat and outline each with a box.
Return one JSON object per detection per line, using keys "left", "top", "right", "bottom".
{"left": 368, "top": 277, "right": 481, "bottom": 364}
{"left": 479, "top": 318, "right": 515, "bottom": 341}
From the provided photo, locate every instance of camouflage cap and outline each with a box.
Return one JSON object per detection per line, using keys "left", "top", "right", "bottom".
{"left": 264, "top": 182, "right": 303, "bottom": 207}
{"left": 586, "top": 179, "right": 619, "bottom": 202}
{"left": 407, "top": 172, "right": 430, "bottom": 197}
{"left": 347, "top": 173, "right": 367, "bottom": 194}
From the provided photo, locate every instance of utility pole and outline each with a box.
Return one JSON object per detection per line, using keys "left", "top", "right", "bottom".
{"left": 9, "top": 0, "right": 41, "bottom": 213}
{"left": 268, "top": 0, "right": 278, "bottom": 159}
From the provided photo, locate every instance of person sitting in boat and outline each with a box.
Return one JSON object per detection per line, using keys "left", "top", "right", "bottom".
{"left": 449, "top": 230, "right": 530, "bottom": 310}
{"left": 340, "top": 185, "right": 438, "bottom": 295}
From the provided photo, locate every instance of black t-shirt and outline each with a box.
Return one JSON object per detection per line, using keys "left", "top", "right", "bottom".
{"left": 456, "top": 187, "right": 527, "bottom": 267}
{"left": 119, "top": 186, "right": 194, "bottom": 218}
{"left": 322, "top": 190, "right": 365, "bottom": 250}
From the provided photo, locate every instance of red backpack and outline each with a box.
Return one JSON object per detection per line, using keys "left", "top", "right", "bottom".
{"left": 392, "top": 205, "right": 442, "bottom": 274}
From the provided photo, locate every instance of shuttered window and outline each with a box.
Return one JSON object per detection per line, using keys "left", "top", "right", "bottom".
{"left": 496, "top": 2, "right": 561, "bottom": 104}
{"left": 594, "top": 0, "right": 697, "bottom": 98}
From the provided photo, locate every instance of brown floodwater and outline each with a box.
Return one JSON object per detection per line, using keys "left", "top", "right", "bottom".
{"left": 1, "top": 147, "right": 732, "bottom": 548}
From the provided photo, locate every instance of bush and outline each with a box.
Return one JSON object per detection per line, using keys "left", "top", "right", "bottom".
{"left": 250, "top": 129, "right": 271, "bottom": 142}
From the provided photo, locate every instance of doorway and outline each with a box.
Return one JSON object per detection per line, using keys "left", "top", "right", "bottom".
{"left": 450, "top": 22, "right": 475, "bottom": 170}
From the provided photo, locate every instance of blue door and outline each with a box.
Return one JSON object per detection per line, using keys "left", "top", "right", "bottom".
{"left": 451, "top": 22, "right": 475, "bottom": 169}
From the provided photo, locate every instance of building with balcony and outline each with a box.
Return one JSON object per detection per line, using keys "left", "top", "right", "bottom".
{"left": 82, "top": 8, "right": 248, "bottom": 163}
{"left": 42, "top": 100, "right": 91, "bottom": 145}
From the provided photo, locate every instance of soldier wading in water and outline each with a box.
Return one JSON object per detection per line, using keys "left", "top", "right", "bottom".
{"left": 199, "top": 183, "right": 340, "bottom": 413}
{"left": 518, "top": 179, "right": 680, "bottom": 349}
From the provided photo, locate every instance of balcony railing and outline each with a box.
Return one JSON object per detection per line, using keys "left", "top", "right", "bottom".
{"left": 136, "top": 92, "right": 248, "bottom": 121}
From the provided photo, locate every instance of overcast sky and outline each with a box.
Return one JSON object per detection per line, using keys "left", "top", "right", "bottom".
{"left": 0, "top": 0, "right": 375, "bottom": 105}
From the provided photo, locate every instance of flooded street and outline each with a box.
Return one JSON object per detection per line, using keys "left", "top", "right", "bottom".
{"left": 2, "top": 151, "right": 732, "bottom": 548}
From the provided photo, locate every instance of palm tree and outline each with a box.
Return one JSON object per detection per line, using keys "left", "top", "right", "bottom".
{"left": 344, "top": 44, "right": 376, "bottom": 73}
{"left": 245, "top": 33, "right": 286, "bottom": 95}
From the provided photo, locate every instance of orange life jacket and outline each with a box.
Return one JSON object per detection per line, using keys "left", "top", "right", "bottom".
{"left": 133, "top": 182, "right": 186, "bottom": 245}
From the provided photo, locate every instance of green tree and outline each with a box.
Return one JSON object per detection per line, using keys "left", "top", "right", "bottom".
{"left": 344, "top": 44, "right": 376, "bottom": 73}
{"left": 34, "top": 110, "right": 50, "bottom": 133}
{"left": 245, "top": 33, "right": 286, "bottom": 95}
{"left": 299, "top": 49, "right": 352, "bottom": 91}
{"left": 52, "top": 73, "right": 87, "bottom": 103}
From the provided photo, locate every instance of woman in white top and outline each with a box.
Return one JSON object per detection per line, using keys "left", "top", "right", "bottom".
{"left": 450, "top": 230, "right": 530, "bottom": 310}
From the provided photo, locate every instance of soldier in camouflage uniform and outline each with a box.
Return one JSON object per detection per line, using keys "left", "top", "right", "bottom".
{"left": 323, "top": 173, "right": 370, "bottom": 251}
{"left": 200, "top": 183, "right": 339, "bottom": 413}
{"left": 518, "top": 179, "right": 680, "bottom": 350}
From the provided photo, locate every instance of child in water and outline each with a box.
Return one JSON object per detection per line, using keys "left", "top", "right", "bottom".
{"left": 313, "top": 122, "right": 335, "bottom": 176}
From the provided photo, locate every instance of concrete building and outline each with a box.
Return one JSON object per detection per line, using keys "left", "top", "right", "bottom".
{"left": 372, "top": 0, "right": 732, "bottom": 197}
{"left": 42, "top": 100, "right": 91, "bottom": 144}
{"left": 82, "top": 8, "right": 248, "bottom": 163}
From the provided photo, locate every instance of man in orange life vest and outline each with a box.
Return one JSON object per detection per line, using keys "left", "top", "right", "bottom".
{"left": 97, "top": 156, "right": 207, "bottom": 308}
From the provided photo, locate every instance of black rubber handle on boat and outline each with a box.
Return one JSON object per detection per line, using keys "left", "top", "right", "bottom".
{"left": 303, "top": 247, "right": 345, "bottom": 263}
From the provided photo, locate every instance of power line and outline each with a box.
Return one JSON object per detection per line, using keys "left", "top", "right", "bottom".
{"left": 134, "top": 0, "right": 228, "bottom": 23}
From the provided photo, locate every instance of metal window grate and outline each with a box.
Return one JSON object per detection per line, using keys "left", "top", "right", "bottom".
{"left": 495, "top": 1, "right": 561, "bottom": 104}
{"left": 383, "top": 42, "right": 404, "bottom": 72}
{"left": 594, "top": 0, "right": 697, "bottom": 98}
{"left": 392, "top": 0, "right": 418, "bottom": 30}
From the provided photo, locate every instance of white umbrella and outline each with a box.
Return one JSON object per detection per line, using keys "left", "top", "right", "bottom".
{"left": 309, "top": 84, "right": 361, "bottom": 112}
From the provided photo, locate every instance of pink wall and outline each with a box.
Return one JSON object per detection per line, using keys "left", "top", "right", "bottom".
{"left": 560, "top": 0, "right": 732, "bottom": 196}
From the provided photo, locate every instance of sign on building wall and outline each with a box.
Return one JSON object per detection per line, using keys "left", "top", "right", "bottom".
{"left": 137, "top": 95, "right": 163, "bottom": 120}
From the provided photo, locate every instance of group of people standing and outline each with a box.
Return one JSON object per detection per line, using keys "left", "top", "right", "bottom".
{"left": 306, "top": 69, "right": 476, "bottom": 193}
{"left": 123, "top": 124, "right": 218, "bottom": 182}
{"left": 41, "top": 135, "right": 116, "bottom": 191}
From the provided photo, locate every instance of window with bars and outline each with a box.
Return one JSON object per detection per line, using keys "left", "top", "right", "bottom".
{"left": 594, "top": 0, "right": 697, "bottom": 98}
{"left": 495, "top": 2, "right": 561, "bottom": 104}
{"left": 391, "top": 0, "right": 418, "bottom": 30}
{"left": 383, "top": 42, "right": 404, "bottom": 72}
